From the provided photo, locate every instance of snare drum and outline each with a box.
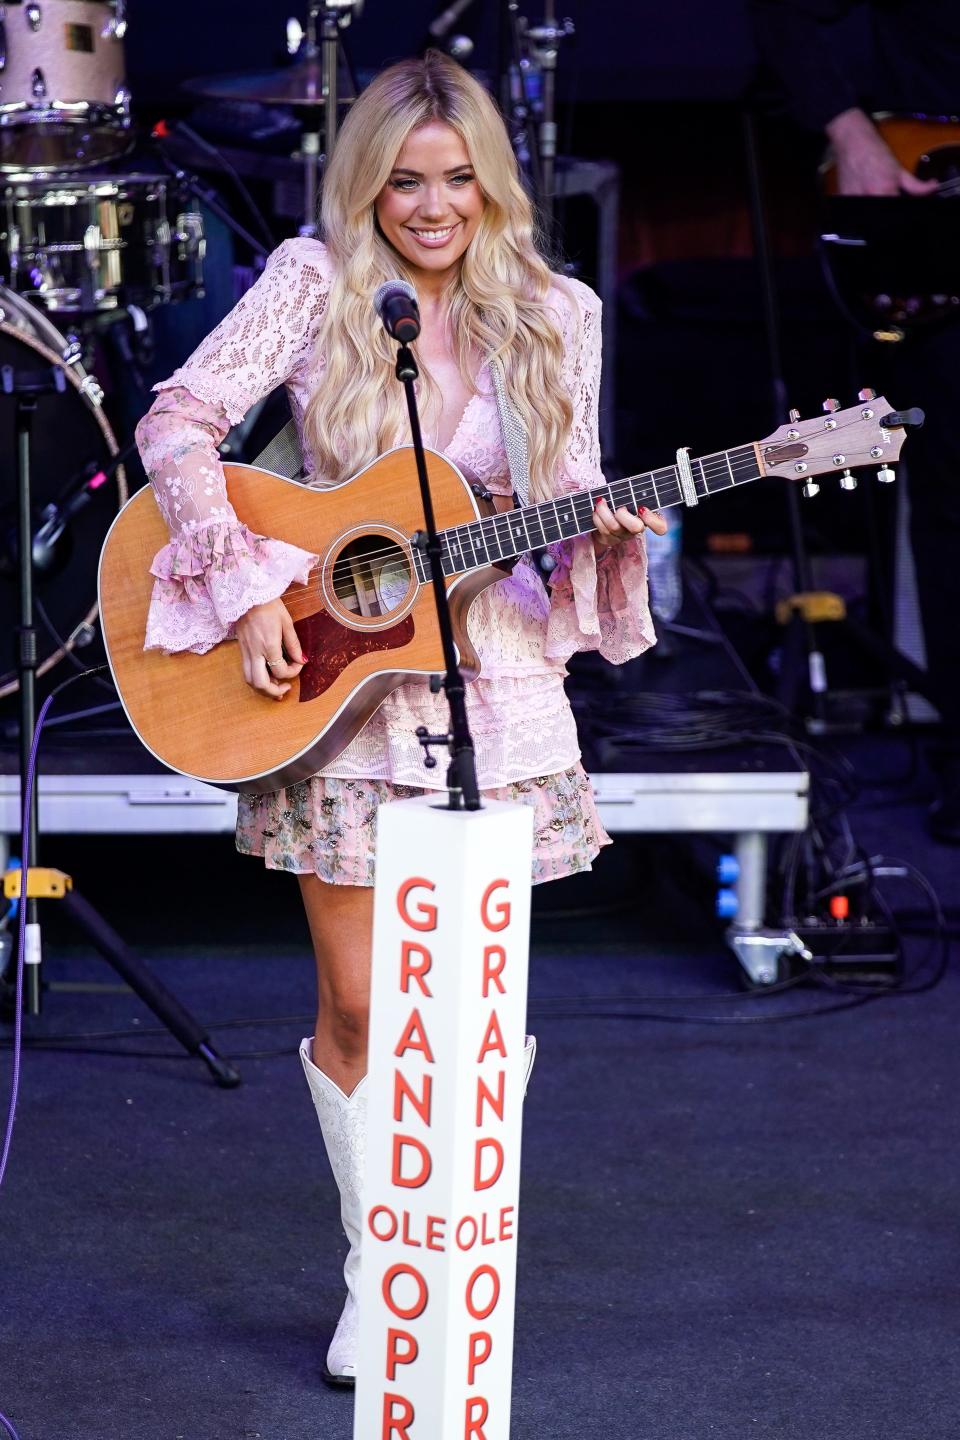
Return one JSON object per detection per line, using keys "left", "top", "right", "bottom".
{"left": 0, "top": 171, "right": 206, "bottom": 312}
{"left": 0, "top": 0, "right": 132, "bottom": 171}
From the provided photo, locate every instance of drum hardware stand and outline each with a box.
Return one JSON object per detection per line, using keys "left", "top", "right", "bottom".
{"left": 0, "top": 365, "right": 240, "bottom": 1087}
{"left": 389, "top": 338, "right": 481, "bottom": 811}
{"left": 500, "top": 0, "right": 574, "bottom": 237}
{"left": 294, "top": 0, "right": 362, "bottom": 237}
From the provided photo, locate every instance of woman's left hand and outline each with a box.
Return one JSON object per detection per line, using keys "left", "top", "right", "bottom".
{"left": 592, "top": 497, "right": 668, "bottom": 550}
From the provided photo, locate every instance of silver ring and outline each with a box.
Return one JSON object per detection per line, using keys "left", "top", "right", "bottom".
{"left": 265, "top": 657, "right": 284, "bottom": 670}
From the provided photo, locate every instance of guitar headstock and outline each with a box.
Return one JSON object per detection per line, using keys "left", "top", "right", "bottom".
{"left": 759, "top": 392, "right": 924, "bottom": 496}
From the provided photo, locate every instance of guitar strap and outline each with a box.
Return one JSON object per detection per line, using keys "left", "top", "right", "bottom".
{"left": 251, "top": 416, "right": 307, "bottom": 480}
{"left": 488, "top": 357, "right": 531, "bottom": 508}
{"left": 251, "top": 359, "right": 530, "bottom": 505}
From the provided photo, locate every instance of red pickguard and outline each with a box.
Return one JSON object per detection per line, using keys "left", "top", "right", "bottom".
{"left": 293, "top": 607, "right": 415, "bottom": 701}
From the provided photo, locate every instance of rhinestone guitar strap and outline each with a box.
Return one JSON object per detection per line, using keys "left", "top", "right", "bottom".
{"left": 489, "top": 356, "right": 531, "bottom": 508}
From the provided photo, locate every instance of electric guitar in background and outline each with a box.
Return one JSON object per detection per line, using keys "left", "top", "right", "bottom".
{"left": 98, "top": 396, "right": 918, "bottom": 794}
{"left": 821, "top": 114, "right": 960, "bottom": 338}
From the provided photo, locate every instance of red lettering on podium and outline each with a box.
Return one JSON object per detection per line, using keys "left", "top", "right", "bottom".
{"left": 474, "top": 1139, "right": 504, "bottom": 1191}
{"left": 465, "top": 1264, "right": 501, "bottom": 1321}
{"left": 426, "top": 1214, "right": 447, "bottom": 1251}
{"left": 476, "top": 1012, "right": 506, "bottom": 1062}
{"left": 481, "top": 944, "right": 506, "bottom": 997}
{"left": 397, "top": 877, "right": 438, "bottom": 931}
{"left": 400, "top": 940, "right": 434, "bottom": 997}
{"left": 499, "top": 1205, "right": 515, "bottom": 1241}
{"left": 475, "top": 1071, "right": 505, "bottom": 1127}
{"left": 401, "top": 1211, "right": 423, "bottom": 1248}
{"left": 386, "top": 1328, "right": 419, "bottom": 1381}
{"left": 392, "top": 1134, "right": 433, "bottom": 1189}
{"left": 465, "top": 1396, "right": 489, "bottom": 1439}
{"left": 394, "top": 1069, "right": 433, "bottom": 1127}
{"left": 369, "top": 1205, "right": 399, "bottom": 1242}
{"left": 480, "top": 879, "right": 510, "bottom": 932}
{"left": 383, "top": 1263, "right": 429, "bottom": 1321}
{"left": 382, "top": 1393, "right": 415, "bottom": 1440}
{"left": 467, "top": 1331, "right": 493, "bottom": 1385}
{"left": 394, "top": 1008, "right": 435, "bottom": 1062}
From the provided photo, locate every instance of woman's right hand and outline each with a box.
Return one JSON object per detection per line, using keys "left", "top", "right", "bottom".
{"left": 235, "top": 598, "right": 306, "bottom": 699}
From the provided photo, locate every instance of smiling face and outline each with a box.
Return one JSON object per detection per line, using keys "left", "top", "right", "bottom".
{"left": 374, "top": 120, "right": 485, "bottom": 290}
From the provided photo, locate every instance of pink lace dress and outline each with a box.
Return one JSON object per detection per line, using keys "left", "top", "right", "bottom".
{"left": 135, "top": 238, "right": 656, "bottom": 885}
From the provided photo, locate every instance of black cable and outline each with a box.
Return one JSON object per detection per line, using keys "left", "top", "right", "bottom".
{"left": 35, "top": 598, "right": 116, "bottom": 694}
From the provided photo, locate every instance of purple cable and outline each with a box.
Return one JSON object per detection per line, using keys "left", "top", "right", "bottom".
{"left": 0, "top": 1411, "right": 22, "bottom": 1440}
{"left": 0, "top": 688, "right": 56, "bottom": 1190}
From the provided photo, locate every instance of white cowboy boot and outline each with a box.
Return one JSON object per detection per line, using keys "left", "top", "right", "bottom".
{"left": 299, "top": 1038, "right": 367, "bottom": 1387}
{"left": 300, "top": 1033, "right": 536, "bottom": 1387}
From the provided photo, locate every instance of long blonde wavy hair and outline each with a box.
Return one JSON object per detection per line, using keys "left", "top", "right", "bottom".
{"left": 304, "top": 51, "right": 574, "bottom": 502}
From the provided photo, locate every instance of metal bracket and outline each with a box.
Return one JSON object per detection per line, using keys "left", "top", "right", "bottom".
{"left": 726, "top": 927, "right": 812, "bottom": 986}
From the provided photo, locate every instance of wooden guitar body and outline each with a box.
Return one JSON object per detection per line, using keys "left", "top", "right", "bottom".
{"left": 98, "top": 449, "right": 501, "bottom": 793}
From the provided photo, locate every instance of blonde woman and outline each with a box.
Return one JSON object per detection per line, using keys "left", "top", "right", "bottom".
{"left": 135, "top": 51, "right": 664, "bottom": 1386}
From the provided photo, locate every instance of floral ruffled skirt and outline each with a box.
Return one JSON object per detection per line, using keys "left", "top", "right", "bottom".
{"left": 236, "top": 762, "right": 611, "bottom": 887}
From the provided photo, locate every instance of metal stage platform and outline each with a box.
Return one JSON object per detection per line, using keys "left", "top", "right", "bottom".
{"left": 0, "top": 734, "right": 809, "bottom": 948}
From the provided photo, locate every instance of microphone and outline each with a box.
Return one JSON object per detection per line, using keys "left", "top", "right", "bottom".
{"left": 374, "top": 279, "right": 421, "bottom": 344}
{"left": 428, "top": 0, "right": 477, "bottom": 39}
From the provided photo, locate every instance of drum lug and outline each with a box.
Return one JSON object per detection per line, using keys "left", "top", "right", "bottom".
{"left": 31, "top": 65, "right": 46, "bottom": 100}
{"left": 26, "top": 5, "right": 42, "bottom": 34}
{"left": 83, "top": 224, "right": 102, "bottom": 272}
{"left": 102, "top": 0, "right": 127, "bottom": 40}
{"left": 176, "top": 211, "right": 205, "bottom": 259}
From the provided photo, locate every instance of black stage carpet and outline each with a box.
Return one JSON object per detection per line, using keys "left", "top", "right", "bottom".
{"left": 1, "top": 738, "right": 958, "bottom": 1440}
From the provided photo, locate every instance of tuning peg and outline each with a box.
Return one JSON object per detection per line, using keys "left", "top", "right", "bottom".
{"left": 822, "top": 398, "right": 840, "bottom": 413}
{"left": 802, "top": 479, "right": 820, "bottom": 498}
{"left": 788, "top": 407, "right": 801, "bottom": 423}
{"left": 857, "top": 387, "right": 876, "bottom": 402}
{"left": 877, "top": 466, "right": 896, "bottom": 484}
{"left": 839, "top": 470, "right": 857, "bottom": 491}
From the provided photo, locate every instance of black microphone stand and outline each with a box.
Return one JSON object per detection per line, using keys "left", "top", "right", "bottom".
{"left": 390, "top": 340, "right": 481, "bottom": 811}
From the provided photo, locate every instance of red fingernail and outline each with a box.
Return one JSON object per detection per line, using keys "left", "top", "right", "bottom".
{"left": 638, "top": 507, "right": 648, "bottom": 515}
{"left": 300, "top": 654, "right": 309, "bottom": 663}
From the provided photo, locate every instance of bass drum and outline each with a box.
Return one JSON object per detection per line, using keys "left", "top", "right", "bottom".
{"left": 0, "top": 287, "right": 128, "bottom": 698}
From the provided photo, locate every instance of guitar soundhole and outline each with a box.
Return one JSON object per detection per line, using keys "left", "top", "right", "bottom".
{"left": 332, "top": 534, "right": 413, "bottom": 619}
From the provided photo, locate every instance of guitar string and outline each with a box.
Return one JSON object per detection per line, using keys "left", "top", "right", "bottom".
{"left": 313, "top": 451, "right": 761, "bottom": 590}
{"left": 315, "top": 404, "right": 888, "bottom": 582}
{"left": 316, "top": 452, "right": 765, "bottom": 581}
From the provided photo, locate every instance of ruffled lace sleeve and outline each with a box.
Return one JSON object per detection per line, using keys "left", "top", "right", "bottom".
{"left": 544, "top": 278, "right": 656, "bottom": 666}
{"left": 134, "top": 238, "right": 331, "bottom": 654}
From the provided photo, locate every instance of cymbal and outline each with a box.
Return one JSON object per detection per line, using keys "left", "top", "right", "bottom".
{"left": 185, "top": 55, "right": 355, "bottom": 108}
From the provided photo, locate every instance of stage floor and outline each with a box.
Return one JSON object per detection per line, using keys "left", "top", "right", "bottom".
{"left": 0, "top": 733, "right": 956, "bottom": 1440}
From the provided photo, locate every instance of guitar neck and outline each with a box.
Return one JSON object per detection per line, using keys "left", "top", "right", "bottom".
{"left": 419, "top": 442, "right": 763, "bottom": 580}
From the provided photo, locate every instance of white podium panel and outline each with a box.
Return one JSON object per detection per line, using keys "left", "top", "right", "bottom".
{"left": 355, "top": 795, "right": 533, "bottom": 1440}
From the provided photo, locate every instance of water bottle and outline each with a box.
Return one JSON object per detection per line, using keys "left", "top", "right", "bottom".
{"left": 646, "top": 509, "right": 682, "bottom": 623}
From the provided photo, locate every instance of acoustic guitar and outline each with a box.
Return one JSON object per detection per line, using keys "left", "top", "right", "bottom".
{"left": 98, "top": 396, "right": 911, "bottom": 794}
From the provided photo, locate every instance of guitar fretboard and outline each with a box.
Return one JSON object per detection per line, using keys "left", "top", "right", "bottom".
{"left": 411, "top": 443, "right": 762, "bottom": 582}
